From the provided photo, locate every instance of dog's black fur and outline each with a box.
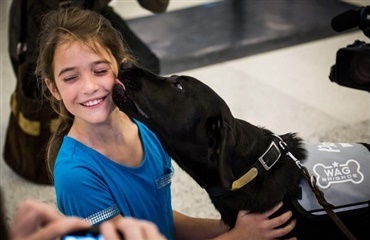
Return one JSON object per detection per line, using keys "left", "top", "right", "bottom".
{"left": 113, "top": 64, "right": 370, "bottom": 239}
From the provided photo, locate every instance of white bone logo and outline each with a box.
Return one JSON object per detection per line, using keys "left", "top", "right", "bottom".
{"left": 313, "top": 159, "right": 364, "bottom": 189}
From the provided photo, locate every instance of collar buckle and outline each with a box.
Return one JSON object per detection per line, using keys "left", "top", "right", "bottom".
{"left": 258, "top": 141, "right": 281, "bottom": 171}
{"left": 230, "top": 139, "right": 283, "bottom": 191}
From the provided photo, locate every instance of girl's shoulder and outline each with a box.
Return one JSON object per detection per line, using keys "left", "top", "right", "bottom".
{"left": 133, "top": 119, "right": 171, "bottom": 163}
{"left": 134, "top": 119, "right": 159, "bottom": 142}
{"left": 54, "top": 137, "right": 107, "bottom": 189}
{"left": 55, "top": 136, "right": 104, "bottom": 169}
{"left": 58, "top": 136, "right": 92, "bottom": 158}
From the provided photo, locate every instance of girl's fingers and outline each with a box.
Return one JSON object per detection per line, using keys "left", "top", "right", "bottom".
{"left": 114, "top": 217, "right": 166, "bottom": 240}
{"left": 268, "top": 209, "right": 293, "bottom": 229}
{"left": 25, "top": 217, "right": 90, "bottom": 240}
{"left": 269, "top": 218, "right": 297, "bottom": 239}
{"left": 10, "top": 200, "right": 64, "bottom": 238}
{"left": 100, "top": 220, "right": 122, "bottom": 240}
{"left": 264, "top": 202, "right": 283, "bottom": 217}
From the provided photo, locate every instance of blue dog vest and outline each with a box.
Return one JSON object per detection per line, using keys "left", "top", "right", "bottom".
{"left": 294, "top": 143, "right": 370, "bottom": 217}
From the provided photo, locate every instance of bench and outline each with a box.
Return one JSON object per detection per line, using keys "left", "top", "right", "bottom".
{"left": 127, "top": 0, "right": 359, "bottom": 75}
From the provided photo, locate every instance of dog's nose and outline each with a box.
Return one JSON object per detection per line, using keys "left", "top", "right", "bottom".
{"left": 120, "top": 62, "right": 133, "bottom": 70}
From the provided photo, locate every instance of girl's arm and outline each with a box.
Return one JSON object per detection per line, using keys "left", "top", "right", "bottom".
{"left": 173, "top": 210, "right": 229, "bottom": 239}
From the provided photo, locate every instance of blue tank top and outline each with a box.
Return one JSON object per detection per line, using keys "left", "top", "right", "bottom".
{"left": 54, "top": 120, "right": 174, "bottom": 239}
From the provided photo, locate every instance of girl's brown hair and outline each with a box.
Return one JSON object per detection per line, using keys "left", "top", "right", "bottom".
{"left": 35, "top": 7, "right": 134, "bottom": 179}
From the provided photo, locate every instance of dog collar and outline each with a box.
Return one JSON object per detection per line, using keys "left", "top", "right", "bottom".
{"left": 231, "top": 135, "right": 286, "bottom": 190}
{"left": 206, "top": 135, "right": 288, "bottom": 197}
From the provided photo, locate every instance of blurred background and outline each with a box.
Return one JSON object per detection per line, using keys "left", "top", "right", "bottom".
{"left": 1, "top": 0, "right": 369, "bottom": 225}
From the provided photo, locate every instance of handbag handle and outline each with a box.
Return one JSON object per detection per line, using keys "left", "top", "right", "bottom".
{"left": 17, "top": 0, "right": 28, "bottom": 64}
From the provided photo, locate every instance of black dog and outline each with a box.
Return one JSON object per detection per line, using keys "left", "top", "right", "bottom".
{"left": 112, "top": 64, "right": 370, "bottom": 239}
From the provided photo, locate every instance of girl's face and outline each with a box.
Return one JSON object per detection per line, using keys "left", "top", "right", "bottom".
{"left": 48, "top": 41, "right": 119, "bottom": 125}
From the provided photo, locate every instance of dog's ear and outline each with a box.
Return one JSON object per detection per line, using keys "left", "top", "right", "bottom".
{"left": 206, "top": 115, "right": 235, "bottom": 189}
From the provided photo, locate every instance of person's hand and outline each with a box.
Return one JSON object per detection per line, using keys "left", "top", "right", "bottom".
{"left": 9, "top": 200, "right": 90, "bottom": 240}
{"left": 222, "top": 202, "right": 296, "bottom": 240}
{"left": 100, "top": 217, "right": 167, "bottom": 240}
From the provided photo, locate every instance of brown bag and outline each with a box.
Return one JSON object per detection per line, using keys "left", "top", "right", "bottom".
{"left": 3, "top": 0, "right": 58, "bottom": 185}
{"left": 3, "top": 63, "right": 58, "bottom": 185}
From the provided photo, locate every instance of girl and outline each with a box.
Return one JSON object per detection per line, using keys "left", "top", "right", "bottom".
{"left": 36, "top": 7, "right": 296, "bottom": 240}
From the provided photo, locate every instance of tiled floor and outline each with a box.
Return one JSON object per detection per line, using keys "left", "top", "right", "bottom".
{"left": 1, "top": 0, "right": 369, "bottom": 226}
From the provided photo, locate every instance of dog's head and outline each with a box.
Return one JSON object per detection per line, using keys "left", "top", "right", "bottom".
{"left": 113, "top": 65, "right": 310, "bottom": 227}
{"left": 113, "top": 65, "right": 307, "bottom": 211}
{"left": 112, "top": 64, "right": 236, "bottom": 188}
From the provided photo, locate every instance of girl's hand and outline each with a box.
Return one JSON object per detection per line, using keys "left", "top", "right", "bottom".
{"left": 100, "top": 217, "right": 167, "bottom": 240}
{"left": 9, "top": 200, "right": 90, "bottom": 240}
{"left": 220, "top": 202, "right": 296, "bottom": 240}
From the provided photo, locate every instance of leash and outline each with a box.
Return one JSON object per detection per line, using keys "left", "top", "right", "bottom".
{"left": 275, "top": 135, "right": 358, "bottom": 240}
{"left": 207, "top": 133, "right": 359, "bottom": 239}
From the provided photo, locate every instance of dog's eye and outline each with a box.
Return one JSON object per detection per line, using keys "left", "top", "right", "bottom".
{"left": 174, "top": 82, "right": 183, "bottom": 90}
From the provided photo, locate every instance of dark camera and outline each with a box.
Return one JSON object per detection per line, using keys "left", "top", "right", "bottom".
{"left": 61, "top": 225, "right": 124, "bottom": 240}
{"left": 61, "top": 225, "right": 103, "bottom": 240}
{"left": 329, "top": 6, "right": 370, "bottom": 92}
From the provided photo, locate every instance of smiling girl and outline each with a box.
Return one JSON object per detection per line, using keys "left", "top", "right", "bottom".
{"left": 35, "top": 7, "right": 296, "bottom": 240}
